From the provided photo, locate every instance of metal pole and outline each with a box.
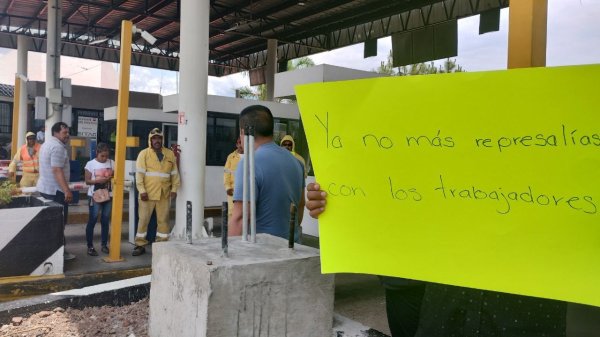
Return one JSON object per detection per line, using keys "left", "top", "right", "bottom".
{"left": 45, "top": 0, "right": 61, "bottom": 135}
{"left": 174, "top": 0, "right": 210, "bottom": 240}
{"left": 288, "top": 203, "right": 297, "bottom": 249}
{"left": 186, "top": 201, "right": 192, "bottom": 244}
{"left": 105, "top": 20, "right": 133, "bottom": 263}
{"left": 10, "top": 76, "right": 21, "bottom": 158}
{"left": 242, "top": 129, "right": 249, "bottom": 241}
{"left": 16, "top": 35, "right": 29, "bottom": 148}
{"left": 222, "top": 201, "right": 228, "bottom": 257}
{"left": 248, "top": 126, "right": 256, "bottom": 243}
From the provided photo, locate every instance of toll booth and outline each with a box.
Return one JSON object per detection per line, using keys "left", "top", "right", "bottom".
{"left": 103, "top": 96, "right": 301, "bottom": 243}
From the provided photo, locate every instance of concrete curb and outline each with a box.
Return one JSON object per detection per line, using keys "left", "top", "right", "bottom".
{"left": 0, "top": 276, "right": 151, "bottom": 324}
{"left": 0, "top": 274, "right": 390, "bottom": 337}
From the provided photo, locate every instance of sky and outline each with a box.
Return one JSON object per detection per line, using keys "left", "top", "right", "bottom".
{"left": 1, "top": 0, "right": 600, "bottom": 97}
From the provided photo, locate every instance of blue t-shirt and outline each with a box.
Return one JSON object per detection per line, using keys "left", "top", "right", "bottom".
{"left": 233, "top": 142, "right": 305, "bottom": 239}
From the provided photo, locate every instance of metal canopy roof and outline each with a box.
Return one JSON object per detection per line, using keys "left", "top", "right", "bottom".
{"left": 0, "top": 0, "right": 506, "bottom": 76}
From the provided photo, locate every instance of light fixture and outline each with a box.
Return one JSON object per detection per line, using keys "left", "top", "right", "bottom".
{"left": 89, "top": 37, "right": 109, "bottom": 45}
{"left": 298, "top": 1, "right": 306, "bottom": 5}
{"left": 225, "top": 23, "right": 239, "bottom": 32}
{"left": 132, "top": 26, "right": 157, "bottom": 45}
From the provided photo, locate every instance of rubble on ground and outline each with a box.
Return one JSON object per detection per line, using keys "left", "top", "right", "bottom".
{"left": 0, "top": 298, "right": 148, "bottom": 337}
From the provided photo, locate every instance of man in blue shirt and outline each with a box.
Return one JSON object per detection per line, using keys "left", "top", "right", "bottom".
{"left": 230, "top": 105, "right": 305, "bottom": 239}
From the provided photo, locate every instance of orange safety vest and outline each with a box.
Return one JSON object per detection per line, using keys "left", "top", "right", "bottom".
{"left": 20, "top": 143, "right": 40, "bottom": 173}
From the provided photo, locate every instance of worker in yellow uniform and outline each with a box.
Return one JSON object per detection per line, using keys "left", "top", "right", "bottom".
{"left": 280, "top": 135, "right": 307, "bottom": 178}
{"left": 8, "top": 131, "right": 41, "bottom": 187}
{"left": 132, "top": 128, "right": 180, "bottom": 256}
{"left": 223, "top": 137, "right": 243, "bottom": 219}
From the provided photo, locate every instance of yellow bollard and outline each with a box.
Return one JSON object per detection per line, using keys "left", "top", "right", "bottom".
{"left": 507, "top": 0, "right": 548, "bottom": 69}
{"left": 105, "top": 20, "right": 133, "bottom": 263}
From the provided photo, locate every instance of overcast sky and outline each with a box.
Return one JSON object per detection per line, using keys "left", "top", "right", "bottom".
{"left": 2, "top": 0, "right": 600, "bottom": 96}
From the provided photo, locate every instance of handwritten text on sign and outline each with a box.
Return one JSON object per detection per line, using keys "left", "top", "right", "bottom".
{"left": 295, "top": 64, "right": 600, "bottom": 307}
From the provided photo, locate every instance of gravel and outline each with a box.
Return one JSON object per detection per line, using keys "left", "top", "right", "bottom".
{"left": 0, "top": 298, "right": 148, "bottom": 337}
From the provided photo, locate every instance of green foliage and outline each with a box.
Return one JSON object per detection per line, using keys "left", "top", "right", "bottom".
{"left": 0, "top": 180, "right": 16, "bottom": 206}
{"left": 287, "top": 57, "right": 315, "bottom": 70}
{"left": 375, "top": 50, "right": 465, "bottom": 76}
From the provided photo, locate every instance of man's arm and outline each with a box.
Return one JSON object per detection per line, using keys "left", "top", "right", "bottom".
{"left": 135, "top": 151, "right": 147, "bottom": 197}
{"left": 52, "top": 166, "right": 72, "bottom": 203}
{"left": 7, "top": 151, "right": 21, "bottom": 177}
{"left": 223, "top": 155, "right": 234, "bottom": 196}
{"left": 170, "top": 152, "right": 180, "bottom": 198}
{"left": 228, "top": 200, "right": 243, "bottom": 236}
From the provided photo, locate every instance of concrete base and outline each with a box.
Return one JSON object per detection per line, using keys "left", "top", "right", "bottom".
{"left": 149, "top": 234, "right": 335, "bottom": 337}
{"left": 0, "top": 196, "right": 64, "bottom": 278}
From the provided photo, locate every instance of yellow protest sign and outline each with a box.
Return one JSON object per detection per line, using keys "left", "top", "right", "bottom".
{"left": 295, "top": 64, "right": 600, "bottom": 307}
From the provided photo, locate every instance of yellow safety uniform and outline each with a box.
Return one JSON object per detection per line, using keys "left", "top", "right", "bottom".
{"left": 8, "top": 142, "right": 41, "bottom": 187}
{"left": 223, "top": 150, "right": 241, "bottom": 219}
{"left": 280, "top": 135, "right": 307, "bottom": 178}
{"left": 135, "top": 130, "right": 180, "bottom": 246}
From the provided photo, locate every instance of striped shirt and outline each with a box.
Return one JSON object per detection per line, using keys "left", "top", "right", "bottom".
{"left": 36, "top": 136, "right": 70, "bottom": 195}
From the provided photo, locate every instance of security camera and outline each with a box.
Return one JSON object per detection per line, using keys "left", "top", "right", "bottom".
{"left": 140, "top": 30, "right": 157, "bottom": 45}
{"left": 132, "top": 26, "right": 157, "bottom": 45}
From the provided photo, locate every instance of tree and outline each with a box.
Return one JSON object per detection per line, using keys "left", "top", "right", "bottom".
{"left": 237, "top": 57, "right": 315, "bottom": 101}
{"left": 375, "top": 50, "right": 465, "bottom": 76}
{"left": 287, "top": 56, "right": 315, "bottom": 70}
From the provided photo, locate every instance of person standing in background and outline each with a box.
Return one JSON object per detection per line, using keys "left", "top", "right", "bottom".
{"left": 223, "top": 137, "right": 243, "bottom": 219}
{"left": 280, "top": 135, "right": 307, "bottom": 178}
{"left": 37, "top": 122, "right": 75, "bottom": 261}
{"left": 36, "top": 126, "right": 45, "bottom": 144}
{"left": 8, "top": 132, "right": 41, "bottom": 187}
{"left": 132, "top": 128, "right": 180, "bottom": 256}
{"left": 84, "top": 143, "right": 114, "bottom": 256}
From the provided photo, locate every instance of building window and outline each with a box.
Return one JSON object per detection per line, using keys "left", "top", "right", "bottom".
{"left": 206, "top": 111, "right": 238, "bottom": 166}
{"left": 0, "top": 103, "right": 11, "bottom": 135}
{"left": 273, "top": 118, "right": 301, "bottom": 145}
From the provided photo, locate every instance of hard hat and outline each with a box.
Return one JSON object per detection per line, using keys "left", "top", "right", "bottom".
{"left": 149, "top": 128, "right": 163, "bottom": 137}
{"left": 25, "top": 131, "right": 36, "bottom": 138}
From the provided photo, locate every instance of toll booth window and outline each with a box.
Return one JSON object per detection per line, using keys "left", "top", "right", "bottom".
{"left": 273, "top": 118, "right": 300, "bottom": 145}
{"left": 0, "top": 103, "right": 11, "bottom": 135}
{"left": 273, "top": 121, "right": 287, "bottom": 144}
{"left": 206, "top": 112, "right": 238, "bottom": 166}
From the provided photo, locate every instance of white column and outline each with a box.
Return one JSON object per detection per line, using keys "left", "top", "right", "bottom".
{"left": 265, "top": 39, "right": 277, "bottom": 101}
{"left": 173, "top": 0, "right": 210, "bottom": 239}
{"left": 45, "top": 0, "right": 61, "bottom": 135}
{"left": 16, "top": 35, "right": 29, "bottom": 146}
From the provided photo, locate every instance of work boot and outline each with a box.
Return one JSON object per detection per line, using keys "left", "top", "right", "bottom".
{"left": 132, "top": 246, "right": 146, "bottom": 256}
{"left": 64, "top": 251, "right": 76, "bottom": 261}
{"left": 101, "top": 246, "right": 109, "bottom": 254}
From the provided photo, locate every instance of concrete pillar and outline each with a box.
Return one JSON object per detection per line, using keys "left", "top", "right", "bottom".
{"left": 265, "top": 39, "right": 277, "bottom": 101}
{"left": 149, "top": 235, "right": 335, "bottom": 337}
{"left": 507, "top": 0, "right": 548, "bottom": 68}
{"left": 16, "top": 35, "right": 29, "bottom": 147}
{"left": 45, "top": 0, "right": 61, "bottom": 135}
{"left": 173, "top": 0, "right": 210, "bottom": 239}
